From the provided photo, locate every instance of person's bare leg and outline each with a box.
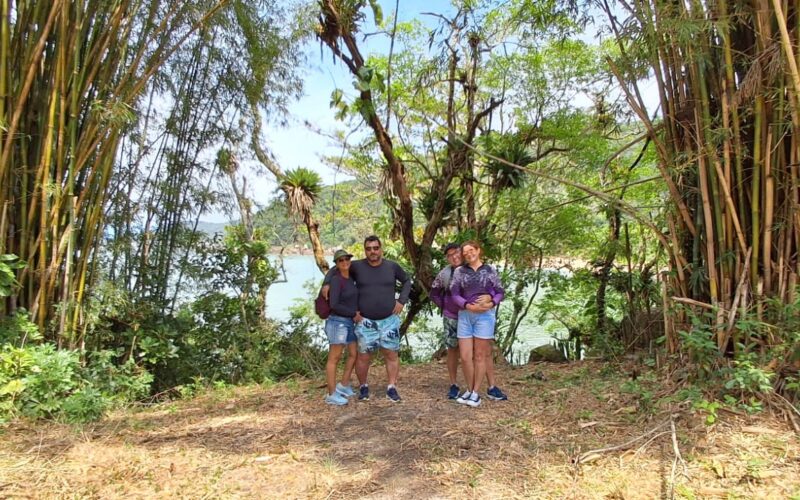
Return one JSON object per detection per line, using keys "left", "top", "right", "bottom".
{"left": 485, "top": 343, "right": 496, "bottom": 388}
{"left": 458, "top": 338, "right": 475, "bottom": 392}
{"left": 446, "top": 346, "right": 459, "bottom": 385}
{"left": 473, "top": 339, "right": 493, "bottom": 393}
{"left": 326, "top": 344, "right": 344, "bottom": 395}
{"left": 356, "top": 352, "right": 371, "bottom": 386}
{"left": 341, "top": 342, "right": 357, "bottom": 386}
{"left": 382, "top": 348, "right": 400, "bottom": 386}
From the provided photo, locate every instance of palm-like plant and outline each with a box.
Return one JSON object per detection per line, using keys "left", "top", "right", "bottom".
{"left": 419, "top": 187, "right": 462, "bottom": 226}
{"left": 482, "top": 135, "right": 534, "bottom": 190}
{"left": 280, "top": 168, "right": 328, "bottom": 273}
{"left": 280, "top": 168, "right": 323, "bottom": 221}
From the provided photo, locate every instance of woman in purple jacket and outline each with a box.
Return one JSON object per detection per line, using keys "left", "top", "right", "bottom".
{"left": 449, "top": 241, "right": 508, "bottom": 407}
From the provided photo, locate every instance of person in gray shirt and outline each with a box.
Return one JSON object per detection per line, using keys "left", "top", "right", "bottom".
{"left": 323, "top": 235, "right": 411, "bottom": 402}
{"left": 322, "top": 249, "right": 359, "bottom": 406}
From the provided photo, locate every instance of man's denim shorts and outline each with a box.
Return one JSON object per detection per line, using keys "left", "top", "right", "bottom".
{"left": 457, "top": 309, "right": 496, "bottom": 340}
{"left": 325, "top": 315, "right": 357, "bottom": 345}
{"left": 355, "top": 314, "right": 401, "bottom": 353}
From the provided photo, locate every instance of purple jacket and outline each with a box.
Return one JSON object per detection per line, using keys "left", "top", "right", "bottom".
{"left": 430, "top": 266, "right": 461, "bottom": 319}
{"left": 449, "top": 264, "right": 504, "bottom": 309}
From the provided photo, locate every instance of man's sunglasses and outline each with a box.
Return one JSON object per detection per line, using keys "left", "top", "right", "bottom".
{"left": 365, "top": 245, "right": 381, "bottom": 251}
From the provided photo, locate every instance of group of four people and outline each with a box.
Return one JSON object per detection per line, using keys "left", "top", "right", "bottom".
{"left": 321, "top": 235, "right": 507, "bottom": 407}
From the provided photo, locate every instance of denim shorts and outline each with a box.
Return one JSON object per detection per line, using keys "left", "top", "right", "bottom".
{"left": 356, "top": 314, "right": 401, "bottom": 353}
{"left": 325, "top": 315, "right": 357, "bottom": 345}
{"left": 457, "top": 309, "right": 496, "bottom": 340}
{"left": 442, "top": 317, "right": 458, "bottom": 349}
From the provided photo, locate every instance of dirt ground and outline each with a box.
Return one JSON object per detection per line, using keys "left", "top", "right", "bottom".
{"left": 1, "top": 360, "right": 799, "bottom": 499}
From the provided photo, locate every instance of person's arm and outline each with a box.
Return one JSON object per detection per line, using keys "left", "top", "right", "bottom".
{"left": 390, "top": 262, "right": 411, "bottom": 315}
{"left": 396, "top": 263, "right": 411, "bottom": 305}
{"left": 488, "top": 266, "right": 505, "bottom": 305}
{"left": 320, "top": 267, "right": 337, "bottom": 299}
{"left": 469, "top": 294, "right": 494, "bottom": 313}
{"left": 429, "top": 270, "right": 445, "bottom": 310}
{"left": 449, "top": 269, "right": 468, "bottom": 309}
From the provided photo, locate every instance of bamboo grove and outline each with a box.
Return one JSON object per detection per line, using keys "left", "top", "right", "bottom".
{"left": 0, "top": 1, "right": 229, "bottom": 344}
{"left": 605, "top": 1, "right": 800, "bottom": 362}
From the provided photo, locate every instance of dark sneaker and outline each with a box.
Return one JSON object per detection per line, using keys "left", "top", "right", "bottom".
{"left": 447, "top": 384, "right": 460, "bottom": 400}
{"left": 486, "top": 386, "right": 508, "bottom": 401}
{"left": 386, "top": 387, "right": 402, "bottom": 403}
{"left": 465, "top": 392, "right": 482, "bottom": 407}
{"left": 359, "top": 385, "right": 370, "bottom": 401}
{"left": 456, "top": 390, "right": 472, "bottom": 405}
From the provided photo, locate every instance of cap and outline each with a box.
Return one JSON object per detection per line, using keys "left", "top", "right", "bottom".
{"left": 333, "top": 249, "right": 353, "bottom": 262}
{"left": 443, "top": 242, "right": 460, "bottom": 254}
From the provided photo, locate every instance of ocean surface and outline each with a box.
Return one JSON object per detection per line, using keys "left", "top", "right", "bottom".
{"left": 265, "top": 254, "right": 558, "bottom": 360}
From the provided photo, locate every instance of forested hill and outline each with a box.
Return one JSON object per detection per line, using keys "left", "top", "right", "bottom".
{"left": 253, "top": 180, "right": 386, "bottom": 250}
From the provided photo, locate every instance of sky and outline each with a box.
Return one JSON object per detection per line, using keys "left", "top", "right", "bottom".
{"left": 203, "top": 0, "right": 457, "bottom": 223}
{"left": 205, "top": 0, "right": 646, "bottom": 223}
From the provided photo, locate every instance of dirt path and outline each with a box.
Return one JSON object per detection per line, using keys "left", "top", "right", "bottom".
{"left": 1, "top": 361, "right": 798, "bottom": 499}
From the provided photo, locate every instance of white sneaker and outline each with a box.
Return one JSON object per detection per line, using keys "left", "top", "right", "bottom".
{"left": 466, "top": 392, "right": 482, "bottom": 408}
{"left": 456, "top": 390, "right": 473, "bottom": 405}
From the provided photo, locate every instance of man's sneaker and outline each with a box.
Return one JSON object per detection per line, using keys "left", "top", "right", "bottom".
{"left": 465, "top": 392, "right": 482, "bottom": 407}
{"left": 336, "top": 383, "right": 355, "bottom": 398}
{"left": 358, "top": 385, "right": 370, "bottom": 401}
{"left": 386, "top": 387, "right": 402, "bottom": 402}
{"left": 456, "top": 390, "right": 473, "bottom": 405}
{"left": 324, "top": 392, "right": 348, "bottom": 406}
{"left": 486, "top": 386, "right": 508, "bottom": 401}
{"left": 447, "top": 384, "right": 460, "bottom": 400}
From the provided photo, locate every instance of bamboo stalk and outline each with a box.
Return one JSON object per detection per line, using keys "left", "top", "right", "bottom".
{"left": 772, "top": 0, "right": 800, "bottom": 128}
{"left": 751, "top": 96, "right": 764, "bottom": 288}
{"left": 763, "top": 125, "right": 774, "bottom": 295}
{"left": 0, "top": 0, "right": 63, "bottom": 179}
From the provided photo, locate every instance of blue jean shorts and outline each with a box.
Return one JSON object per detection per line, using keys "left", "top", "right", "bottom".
{"left": 325, "top": 315, "right": 357, "bottom": 345}
{"left": 356, "top": 314, "right": 401, "bottom": 353}
{"left": 457, "top": 309, "right": 496, "bottom": 340}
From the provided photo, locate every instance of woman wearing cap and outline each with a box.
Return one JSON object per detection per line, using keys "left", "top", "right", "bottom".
{"left": 324, "top": 249, "right": 359, "bottom": 405}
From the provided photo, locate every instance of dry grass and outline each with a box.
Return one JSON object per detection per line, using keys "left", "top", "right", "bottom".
{"left": 1, "top": 361, "right": 799, "bottom": 499}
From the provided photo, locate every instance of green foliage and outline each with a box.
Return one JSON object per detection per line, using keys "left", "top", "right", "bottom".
{"left": 693, "top": 399, "right": 721, "bottom": 425}
{"left": 677, "top": 310, "right": 721, "bottom": 378}
{"left": 673, "top": 305, "right": 784, "bottom": 410}
{"left": 721, "top": 352, "right": 774, "bottom": 397}
{"left": 419, "top": 188, "right": 462, "bottom": 226}
{"left": 479, "top": 133, "right": 534, "bottom": 190}
{"left": 0, "top": 312, "right": 152, "bottom": 423}
{"left": 620, "top": 378, "right": 654, "bottom": 413}
{"left": 255, "top": 180, "right": 384, "bottom": 249}
{"left": 537, "top": 269, "right": 624, "bottom": 359}
{"left": 281, "top": 168, "right": 323, "bottom": 202}
{"left": 0, "top": 254, "right": 25, "bottom": 297}
{"left": 0, "top": 310, "right": 42, "bottom": 345}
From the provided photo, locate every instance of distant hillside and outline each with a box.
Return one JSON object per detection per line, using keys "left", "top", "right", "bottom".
{"left": 254, "top": 180, "right": 386, "bottom": 249}
{"left": 195, "top": 220, "right": 230, "bottom": 235}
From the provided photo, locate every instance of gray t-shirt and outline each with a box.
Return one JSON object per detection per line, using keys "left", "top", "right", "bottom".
{"left": 328, "top": 270, "right": 358, "bottom": 318}
{"left": 324, "top": 258, "right": 411, "bottom": 320}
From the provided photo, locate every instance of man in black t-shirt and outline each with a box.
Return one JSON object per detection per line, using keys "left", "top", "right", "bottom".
{"left": 323, "top": 235, "right": 410, "bottom": 402}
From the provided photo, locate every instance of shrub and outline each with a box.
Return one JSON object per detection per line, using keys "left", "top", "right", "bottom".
{"left": 0, "top": 312, "right": 153, "bottom": 424}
